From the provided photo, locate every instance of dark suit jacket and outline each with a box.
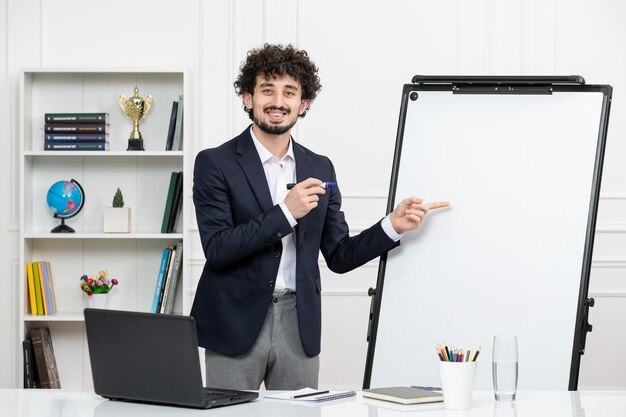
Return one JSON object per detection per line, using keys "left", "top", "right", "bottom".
{"left": 191, "top": 126, "right": 398, "bottom": 357}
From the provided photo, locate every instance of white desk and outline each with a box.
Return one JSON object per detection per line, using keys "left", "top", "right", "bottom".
{"left": 2, "top": 390, "right": 626, "bottom": 417}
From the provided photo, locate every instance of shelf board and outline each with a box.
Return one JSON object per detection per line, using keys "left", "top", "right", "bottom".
{"left": 24, "top": 151, "right": 183, "bottom": 157}
{"left": 24, "top": 312, "right": 85, "bottom": 322}
{"left": 23, "top": 67, "right": 187, "bottom": 74}
{"left": 24, "top": 232, "right": 183, "bottom": 239}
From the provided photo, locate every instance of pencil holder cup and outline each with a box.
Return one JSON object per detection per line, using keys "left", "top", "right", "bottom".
{"left": 439, "top": 361, "right": 477, "bottom": 410}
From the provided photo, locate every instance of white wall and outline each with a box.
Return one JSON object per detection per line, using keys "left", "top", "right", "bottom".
{"left": 2, "top": 0, "right": 626, "bottom": 390}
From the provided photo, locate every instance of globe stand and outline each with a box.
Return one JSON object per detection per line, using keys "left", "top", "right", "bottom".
{"left": 51, "top": 218, "right": 75, "bottom": 233}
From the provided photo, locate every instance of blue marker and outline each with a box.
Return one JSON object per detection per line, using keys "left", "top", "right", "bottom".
{"left": 286, "top": 182, "right": 336, "bottom": 190}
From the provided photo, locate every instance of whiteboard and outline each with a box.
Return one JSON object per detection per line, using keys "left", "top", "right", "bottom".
{"left": 365, "top": 79, "right": 611, "bottom": 391}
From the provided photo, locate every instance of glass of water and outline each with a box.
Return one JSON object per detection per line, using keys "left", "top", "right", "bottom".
{"left": 492, "top": 335, "right": 518, "bottom": 401}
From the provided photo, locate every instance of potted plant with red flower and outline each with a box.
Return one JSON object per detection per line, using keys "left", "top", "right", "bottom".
{"left": 81, "top": 270, "right": 119, "bottom": 309}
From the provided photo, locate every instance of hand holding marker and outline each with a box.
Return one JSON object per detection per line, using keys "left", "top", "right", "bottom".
{"left": 283, "top": 179, "right": 335, "bottom": 220}
{"left": 286, "top": 182, "right": 336, "bottom": 190}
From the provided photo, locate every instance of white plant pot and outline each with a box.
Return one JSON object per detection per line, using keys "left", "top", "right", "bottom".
{"left": 88, "top": 293, "right": 109, "bottom": 309}
{"left": 103, "top": 207, "right": 131, "bottom": 233}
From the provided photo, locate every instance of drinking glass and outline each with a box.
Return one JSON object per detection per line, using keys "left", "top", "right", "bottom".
{"left": 493, "top": 401, "right": 517, "bottom": 417}
{"left": 492, "top": 335, "right": 518, "bottom": 401}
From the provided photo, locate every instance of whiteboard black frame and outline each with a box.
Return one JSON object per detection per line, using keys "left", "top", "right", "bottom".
{"left": 363, "top": 76, "right": 612, "bottom": 391}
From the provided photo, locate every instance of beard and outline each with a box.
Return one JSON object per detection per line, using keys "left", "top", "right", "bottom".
{"left": 252, "top": 106, "right": 298, "bottom": 135}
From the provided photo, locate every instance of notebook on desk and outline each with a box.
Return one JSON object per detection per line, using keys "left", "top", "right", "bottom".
{"left": 362, "top": 386, "right": 443, "bottom": 405}
{"left": 265, "top": 387, "right": 356, "bottom": 403}
{"left": 84, "top": 308, "right": 258, "bottom": 409}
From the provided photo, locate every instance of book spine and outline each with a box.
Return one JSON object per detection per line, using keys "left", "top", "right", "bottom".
{"left": 151, "top": 248, "right": 171, "bottom": 313}
{"left": 44, "top": 142, "right": 108, "bottom": 151}
{"left": 26, "top": 262, "right": 37, "bottom": 315}
{"left": 23, "top": 334, "right": 39, "bottom": 388}
{"left": 44, "top": 123, "right": 108, "bottom": 133}
{"left": 23, "top": 339, "right": 31, "bottom": 388}
{"left": 163, "top": 241, "right": 183, "bottom": 314}
{"left": 41, "top": 327, "right": 61, "bottom": 388}
{"left": 45, "top": 133, "right": 108, "bottom": 142}
{"left": 37, "top": 262, "right": 48, "bottom": 315}
{"left": 41, "top": 262, "right": 54, "bottom": 315}
{"left": 167, "top": 171, "right": 183, "bottom": 233}
{"left": 32, "top": 262, "right": 43, "bottom": 315}
{"left": 172, "top": 95, "right": 183, "bottom": 151}
{"left": 22, "top": 339, "right": 29, "bottom": 388}
{"left": 45, "top": 113, "right": 109, "bottom": 123}
{"left": 158, "top": 247, "right": 175, "bottom": 313}
{"left": 46, "top": 262, "right": 57, "bottom": 315}
{"left": 161, "top": 172, "right": 178, "bottom": 233}
{"left": 30, "top": 328, "right": 50, "bottom": 388}
{"left": 165, "top": 101, "right": 178, "bottom": 151}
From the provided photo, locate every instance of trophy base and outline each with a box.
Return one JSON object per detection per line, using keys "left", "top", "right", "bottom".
{"left": 127, "top": 139, "right": 145, "bottom": 151}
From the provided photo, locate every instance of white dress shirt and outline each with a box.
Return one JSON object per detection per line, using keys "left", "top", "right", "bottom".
{"left": 250, "top": 128, "right": 402, "bottom": 293}
{"left": 251, "top": 129, "right": 298, "bottom": 293}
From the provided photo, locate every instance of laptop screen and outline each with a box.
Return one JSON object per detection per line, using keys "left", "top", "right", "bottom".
{"left": 84, "top": 308, "right": 206, "bottom": 407}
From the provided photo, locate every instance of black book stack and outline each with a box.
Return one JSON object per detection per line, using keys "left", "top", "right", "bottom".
{"left": 44, "top": 113, "right": 110, "bottom": 151}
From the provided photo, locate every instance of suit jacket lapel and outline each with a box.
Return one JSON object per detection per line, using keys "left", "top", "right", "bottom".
{"left": 235, "top": 128, "right": 274, "bottom": 211}
{"left": 294, "top": 141, "right": 313, "bottom": 249}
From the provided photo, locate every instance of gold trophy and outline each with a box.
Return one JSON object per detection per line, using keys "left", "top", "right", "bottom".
{"left": 119, "top": 86, "right": 153, "bottom": 151}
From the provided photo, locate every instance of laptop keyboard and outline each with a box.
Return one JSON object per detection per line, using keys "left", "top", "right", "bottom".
{"left": 203, "top": 389, "right": 237, "bottom": 401}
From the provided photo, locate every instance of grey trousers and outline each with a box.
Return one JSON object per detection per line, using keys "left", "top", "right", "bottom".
{"left": 204, "top": 292, "right": 319, "bottom": 390}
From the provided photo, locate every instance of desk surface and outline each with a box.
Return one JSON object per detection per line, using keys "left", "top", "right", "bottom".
{"left": 2, "top": 390, "right": 626, "bottom": 417}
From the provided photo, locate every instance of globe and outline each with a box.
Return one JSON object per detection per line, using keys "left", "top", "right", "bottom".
{"left": 46, "top": 179, "right": 85, "bottom": 233}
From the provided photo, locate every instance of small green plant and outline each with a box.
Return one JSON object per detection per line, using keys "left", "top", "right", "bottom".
{"left": 112, "top": 188, "right": 124, "bottom": 208}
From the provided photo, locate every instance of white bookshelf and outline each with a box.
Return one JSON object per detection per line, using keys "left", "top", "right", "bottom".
{"left": 18, "top": 69, "right": 192, "bottom": 389}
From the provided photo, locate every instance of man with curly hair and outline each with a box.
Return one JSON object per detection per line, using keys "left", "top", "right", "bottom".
{"left": 191, "top": 44, "right": 449, "bottom": 390}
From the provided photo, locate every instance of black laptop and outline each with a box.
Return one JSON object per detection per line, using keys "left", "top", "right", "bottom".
{"left": 84, "top": 308, "right": 258, "bottom": 409}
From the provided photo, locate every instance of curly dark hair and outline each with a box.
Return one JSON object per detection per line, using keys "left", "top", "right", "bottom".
{"left": 234, "top": 43, "right": 322, "bottom": 118}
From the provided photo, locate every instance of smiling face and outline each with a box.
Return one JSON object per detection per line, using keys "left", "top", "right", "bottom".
{"left": 243, "top": 75, "right": 311, "bottom": 136}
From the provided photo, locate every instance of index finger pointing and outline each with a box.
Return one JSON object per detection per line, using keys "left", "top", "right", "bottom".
{"left": 426, "top": 201, "right": 451, "bottom": 210}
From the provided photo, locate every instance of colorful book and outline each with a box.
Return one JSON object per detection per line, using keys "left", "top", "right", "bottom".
{"left": 172, "top": 95, "right": 184, "bottom": 151}
{"left": 151, "top": 248, "right": 171, "bottom": 313}
{"left": 40, "top": 262, "right": 55, "bottom": 315}
{"left": 163, "top": 241, "right": 183, "bottom": 314}
{"left": 26, "top": 262, "right": 37, "bottom": 315}
{"left": 29, "top": 327, "right": 61, "bottom": 388}
{"left": 45, "top": 133, "right": 108, "bottom": 142}
{"left": 161, "top": 172, "right": 179, "bottom": 233}
{"left": 46, "top": 262, "right": 57, "bottom": 315}
{"left": 32, "top": 262, "right": 44, "bottom": 315}
{"left": 157, "top": 247, "right": 175, "bottom": 313}
{"left": 45, "top": 112, "right": 109, "bottom": 124}
{"left": 167, "top": 171, "right": 183, "bottom": 233}
{"left": 45, "top": 142, "right": 109, "bottom": 151}
{"left": 44, "top": 123, "right": 108, "bottom": 133}
{"left": 37, "top": 262, "right": 48, "bottom": 315}
{"left": 165, "top": 101, "right": 178, "bottom": 151}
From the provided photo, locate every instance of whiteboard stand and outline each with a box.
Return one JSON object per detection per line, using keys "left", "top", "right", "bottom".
{"left": 363, "top": 76, "right": 612, "bottom": 391}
